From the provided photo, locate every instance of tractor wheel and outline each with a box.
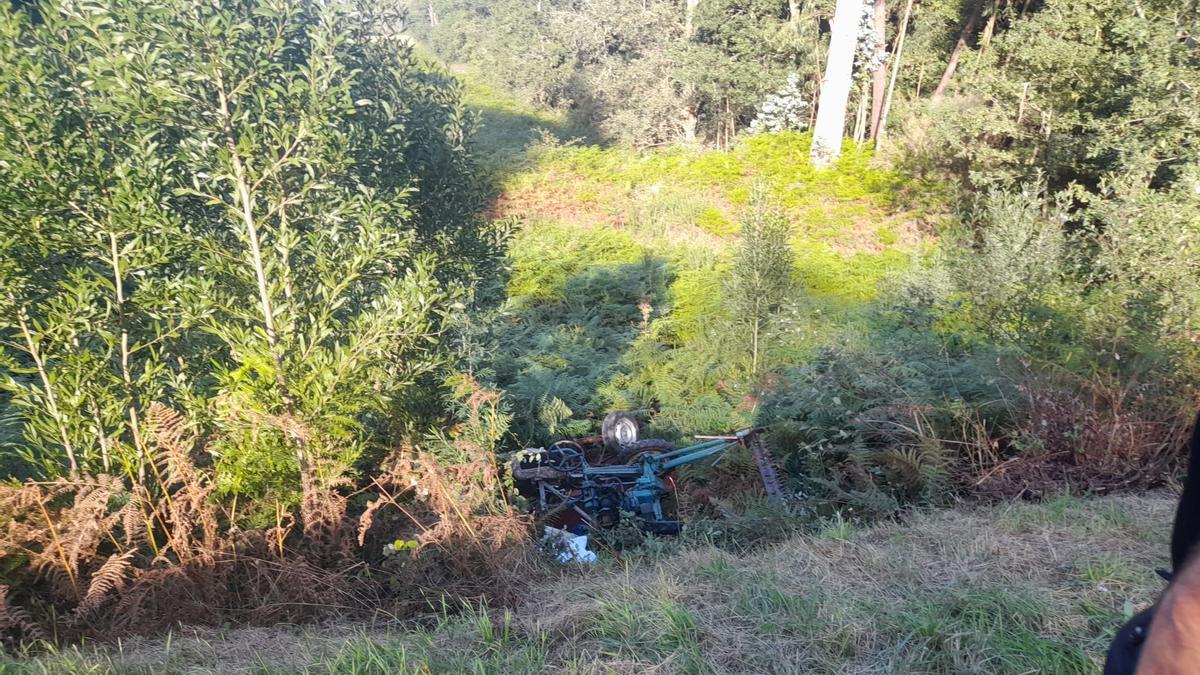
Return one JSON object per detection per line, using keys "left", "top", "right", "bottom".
{"left": 621, "top": 439, "right": 676, "bottom": 464}
{"left": 601, "top": 411, "right": 640, "bottom": 456}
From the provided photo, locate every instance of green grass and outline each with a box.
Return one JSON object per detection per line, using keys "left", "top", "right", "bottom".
{"left": 7, "top": 492, "right": 1165, "bottom": 673}
{"left": 894, "top": 586, "right": 1094, "bottom": 674}
{"left": 731, "top": 577, "right": 822, "bottom": 638}
{"left": 505, "top": 131, "right": 922, "bottom": 247}
{"left": 443, "top": 54, "right": 952, "bottom": 442}
{"left": 587, "top": 592, "right": 702, "bottom": 664}
{"left": 505, "top": 221, "right": 646, "bottom": 303}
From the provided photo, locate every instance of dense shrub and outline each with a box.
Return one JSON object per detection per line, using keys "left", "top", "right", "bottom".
{"left": 758, "top": 333, "right": 1016, "bottom": 517}
{"left": 0, "top": 0, "right": 537, "bottom": 647}
{"left": 756, "top": 184, "right": 1199, "bottom": 515}
{"left": 749, "top": 74, "right": 810, "bottom": 134}
{"left": 0, "top": 0, "right": 491, "bottom": 503}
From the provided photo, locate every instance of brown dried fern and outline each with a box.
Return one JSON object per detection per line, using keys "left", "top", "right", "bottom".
{"left": 147, "top": 402, "right": 219, "bottom": 558}
{"left": 70, "top": 551, "right": 135, "bottom": 623}
{"left": 0, "top": 584, "right": 43, "bottom": 648}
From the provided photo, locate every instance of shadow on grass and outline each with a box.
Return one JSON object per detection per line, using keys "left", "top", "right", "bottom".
{"left": 468, "top": 103, "right": 599, "bottom": 188}
{"left": 489, "top": 256, "right": 671, "bottom": 443}
{"left": 456, "top": 72, "right": 598, "bottom": 187}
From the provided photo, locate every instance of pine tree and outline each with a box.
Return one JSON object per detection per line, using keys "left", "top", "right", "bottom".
{"left": 726, "top": 192, "right": 794, "bottom": 375}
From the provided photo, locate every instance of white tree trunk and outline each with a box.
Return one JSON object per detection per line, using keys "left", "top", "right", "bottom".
{"left": 810, "top": 0, "right": 862, "bottom": 169}
{"left": 875, "top": 0, "right": 915, "bottom": 148}
{"left": 681, "top": 103, "right": 699, "bottom": 144}
{"left": 685, "top": 0, "right": 700, "bottom": 36}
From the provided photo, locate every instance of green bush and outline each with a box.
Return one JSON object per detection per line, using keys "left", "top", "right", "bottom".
{"left": 0, "top": 0, "right": 484, "bottom": 503}
{"left": 758, "top": 331, "right": 1017, "bottom": 518}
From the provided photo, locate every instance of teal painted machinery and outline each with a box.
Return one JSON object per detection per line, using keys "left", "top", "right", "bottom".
{"left": 512, "top": 425, "right": 780, "bottom": 534}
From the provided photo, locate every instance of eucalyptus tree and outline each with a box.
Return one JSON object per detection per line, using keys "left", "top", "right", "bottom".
{"left": 726, "top": 192, "right": 794, "bottom": 375}
{"left": 810, "top": 0, "right": 863, "bottom": 167}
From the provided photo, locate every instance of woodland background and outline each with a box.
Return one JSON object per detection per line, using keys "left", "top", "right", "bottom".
{"left": 0, "top": 0, "right": 1197, "bottom": 666}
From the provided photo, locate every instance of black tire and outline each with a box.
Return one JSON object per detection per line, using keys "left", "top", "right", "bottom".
{"left": 602, "top": 411, "right": 640, "bottom": 455}
{"left": 620, "top": 439, "right": 676, "bottom": 464}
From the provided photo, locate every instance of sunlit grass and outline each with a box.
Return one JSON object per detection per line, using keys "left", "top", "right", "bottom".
{"left": 7, "top": 493, "right": 1163, "bottom": 673}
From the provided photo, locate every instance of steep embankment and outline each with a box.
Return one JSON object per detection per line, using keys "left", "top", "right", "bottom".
{"left": 1, "top": 60, "right": 1174, "bottom": 675}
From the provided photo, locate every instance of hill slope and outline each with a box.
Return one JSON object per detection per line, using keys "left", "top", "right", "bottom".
{"left": 457, "top": 63, "right": 947, "bottom": 444}
{"left": 1, "top": 58, "right": 1177, "bottom": 675}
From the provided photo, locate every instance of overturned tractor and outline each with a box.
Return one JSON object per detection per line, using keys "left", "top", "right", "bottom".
{"left": 512, "top": 412, "right": 783, "bottom": 534}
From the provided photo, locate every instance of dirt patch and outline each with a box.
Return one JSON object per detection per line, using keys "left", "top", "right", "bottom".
{"left": 488, "top": 179, "right": 626, "bottom": 229}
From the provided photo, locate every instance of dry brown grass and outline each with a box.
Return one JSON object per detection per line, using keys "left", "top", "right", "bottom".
{"left": 975, "top": 375, "right": 1191, "bottom": 500}
{"left": 0, "top": 400, "right": 538, "bottom": 647}
{"left": 7, "top": 492, "right": 1173, "bottom": 674}
{"left": 488, "top": 179, "right": 627, "bottom": 230}
{"left": 528, "top": 492, "right": 1171, "bottom": 674}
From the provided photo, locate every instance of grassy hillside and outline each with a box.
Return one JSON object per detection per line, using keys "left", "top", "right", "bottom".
{"left": 2, "top": 493, "right": 1171, "bottom": 673}
{"left": 458, "top": 62, "right": 953, "bottom": 449}
{"left": 457, "top": 59, "right": 1191, "bottom": 524}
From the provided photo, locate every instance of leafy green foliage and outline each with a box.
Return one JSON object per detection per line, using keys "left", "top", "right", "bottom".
{"left": 416, "top": 0, "right": 687, "bottom": 146}
{"left": 416, "top": 0, "right": 831, "bottom": 146}
{"left": 758, "top": 330, "right": 1016, "bottom": 517}
{"left": 758, "top": 183, "right": 1196, "bottom": 515}
{"left": 0, "top": 0, "right": 488, "bottom": 506}
{"left": 917, "top": 0, "right": 1200, "bottom": 191}
{"left": 901, "top": 1, "right": 1200, "bottom": 388}
{"left": 726, "top": 191, "right": 795, "bottom": 374}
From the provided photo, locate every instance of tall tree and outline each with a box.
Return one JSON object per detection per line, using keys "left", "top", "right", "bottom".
{"left": 679, "top": 0, "right": 808, "bottom": 147}
{"left": 868, "top": 0, "right": 888, "bottom": 139}
{"left": 810, "top": 0, "right": 863, "bottom": 168}
{"left": 874, "top": 0, "right": 915, "bottom": 145}
{"left": 931, "top": 0, "right": 984, "bottom": 100}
